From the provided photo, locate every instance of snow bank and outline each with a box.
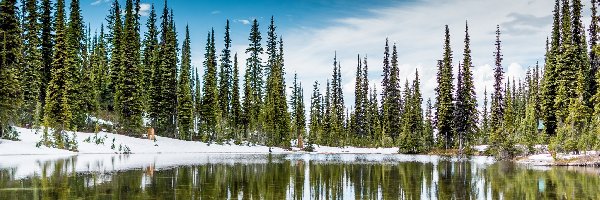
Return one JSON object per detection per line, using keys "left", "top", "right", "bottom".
{"left": 1, "top": 127, "right": 410, "bottom": 155}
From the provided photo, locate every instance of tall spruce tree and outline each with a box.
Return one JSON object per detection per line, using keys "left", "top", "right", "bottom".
{"left": 262, "top": 34, "right": 290, "bottom": 147}
{"left": 201, "top": 30, "right": 219, "bottom": 142}
{"left": 67, "top": 0, "right": 89, "bottom": 129}
{"left": 153, "top": 4, "right": 178, "bottom": 137}
{"left": 243, "top": 19, "right": 263, "bottom": 135}
{"left": 142, "top": 4, "right": 158, "bottom": 110}
{"left": 44, "top": 0, "right": 71, "bottom": 147}
{"left": 231, "top": 53, "right": 242, "bottom": 138}
{"left": 218, "top": 20, "right": 233, "bottom": 124}
{"left": 542, "top": 0, "right": 560, "bottom": 138}
{"left": 290, "top": 74, "right": 306, "bottom": 148}
{"left": 0, "top": 0, "right": 23, "bottom": 138}
{"left": 114, "top": 0, "right": 144, "bottom": 135}
{"left": 106, "top": 0, "right": 121, "bottom": 112}
{"left": 435, "top": 25, "right": 455, "bottom": 149}
{"left": 177, "top": 26, "right": 194, "bottom": 140}
{"left": 590, "top": 0, "right": 600, "bottom": 101}
{"left": 454, "top": 22, "right": 478, "bottom": 153}
{"left": 490, "top": 25, "right": 506, "bottom": 149}
{"left": 353, "top": 55, "right": 366, "bottom": 138}
{"left": 39, "top": 0, "right": 53, "bottom": 119}
{"left": 384, "top": 44, "right": 402, "bottom": 145}
{"left": 20, "top": 0, "right": 42, "bottom": 126}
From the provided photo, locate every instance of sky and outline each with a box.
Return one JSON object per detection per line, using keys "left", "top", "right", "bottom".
{"left": 81, "top": 0, "right": 588, "bottom": 112}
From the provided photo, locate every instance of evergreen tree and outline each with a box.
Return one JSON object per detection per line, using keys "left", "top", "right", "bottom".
{"left": 368, "top": 85, "right": 381, "bottom": 146}
{"left": 262, "top": 34, "right": 290, "bottom": 147}
{"left": 90, "top": 26, "right": 109, "bottom": 115}
{"left": 20, "top": 0, "right": 42, "bottom": 126}
{"left": 454, "top": 22, "right": 478, "bottom": 153}
{"left": 480, "top": 88, "right": 489, "bottom": 144}
{"left": 201, "top": 30, "right": 219, "bottom": 142}
{"left": 423, "top": 98, "right": 435, "bottom": 151}
{"left": 383, "top": 44, "right": 402, "bottom": 145}
{"left": 353, "top": 55, "right": 366, "bottom": 139}
{"left": 142, "top": 4, "right": 158, "bottom": 110}
{"left": 399, "top": 70, "right": 424, "bottom": 154}
{"left": 177, "top": 26, "right": 194, "bottom": 140}
{"left": 435, "top": 25, "right": 455, "bottom": 149}
{"left": 218, "top": 20, "right": 232, "bottom": 125}
{"left": 114, "top": 0, "right": 144, "bottom": 135}
{"left": 542, "top": 0, "right": 560, "bottom": 138}
{"left": 329, "top": 53, "right": 345, "bottom": 146}
{"left": 43, "top": 0, "right": 71, "bottom": 147}
{"left": 39, "top": 0, "right": 53, "bottom": 119}
{"left": 67, "top": 0, "right": 89, "bottom": 129}
{"left": 231, "top": 53, "right": 242, "bottom": 140}
{"left": 290, "top": 74, "right": 306, "bottom": 148}
{"left": 381, "top": 38, "right": 390, "bottom": 109}
{"left": 490, "top": 25, "right": 506, "bottom": 150}
{"left": 0, "top": 0, "right": 23, "bottom": 138}
{"left": 309, "top": 81, "right": 323, "bottom": 146}
{"left": 243, "top": 19, "right": 263, "bottom": 135}
{"left": 153, "top": 4, "right": 178, "bottom": 137}
{"left": 106, "top": 0, "right": 122, "bottom": 112}
{"left": 590, "top": 0, "right": 600, "bottom": 102}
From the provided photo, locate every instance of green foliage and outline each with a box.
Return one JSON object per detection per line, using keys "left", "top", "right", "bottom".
{"left": 0, "top": 0, "right": 23, "bottom": 139}
{"left": 177, "top": 26, "right": 194, "bottom": 141}
{"left": 201, "top": 30, "right": 219, "bottom": 142}
{"left": 435, "top": 25, "right": 454, "bottom": 149}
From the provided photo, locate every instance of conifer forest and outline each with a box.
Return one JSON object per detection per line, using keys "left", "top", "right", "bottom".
{"left": 2, "top": 0, "right": 600, "bottom": 159}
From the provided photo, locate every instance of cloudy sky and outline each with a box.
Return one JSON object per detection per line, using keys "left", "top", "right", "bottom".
{"left": 82, "top": 0, "right": 591, "bottom": 111}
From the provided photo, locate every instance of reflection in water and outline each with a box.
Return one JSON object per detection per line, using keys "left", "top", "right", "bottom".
{"left": 0, "top": 154, "right": 599, "bottom": 199}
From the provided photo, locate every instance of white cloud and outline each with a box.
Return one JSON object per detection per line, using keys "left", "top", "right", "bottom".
{"left": 211, "top": 10, "right": 221, "bottom": 15}
{"left": 234, "top": 19, "right": 251, "bottom": 25}
{"left": 91, "top": 0, "right": 109, "bottom": 6}
{"left": 279, "top": 0, "right": 559, "bottom": 111}
{"left": 139, "top": 3, "right": 151, "bottom": 17}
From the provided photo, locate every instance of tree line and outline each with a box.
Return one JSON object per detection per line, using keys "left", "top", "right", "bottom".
{"left": 1, "top": 0, "right": 599, "bottom": 156}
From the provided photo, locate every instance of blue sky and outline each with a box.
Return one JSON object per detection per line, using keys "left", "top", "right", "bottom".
{"left": 81, "top": 0, "right": 575, "bottom": 111}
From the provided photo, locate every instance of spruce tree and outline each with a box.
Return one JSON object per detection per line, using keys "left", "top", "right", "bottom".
{"left": 43, "top": 0, "right": 71, "bottom": 147}
{"left": 177, "top": 26, "right": 194, "bottom": 140}
{"left": 20, "top": 0, "right": 42, "bottom": 126}
{"left": 262, "top": 34, "right": 290, "bottom": 147}
{"left": 39, "top": 0, "right": 53, "bottom": 119}
{"left": 480, "top": 88, "right": 489, "bottom": 144}
{"left": 454, "top": 22, "right": 478, "bottom": 153}
{"left": 201, "top": 30, "right": 219, "bottom": 142}
{"left": 309, "top": 81, "right": 323, "bottom": 146}
{"left": 66, "top": 0, "right": 89, "bottom": 129}
{"left": 243, "top": 19, "right": 263, "bottom": 135}
{"left": 90, "top": 26, "right": 109, "bottom": 115}
{"left": 542, "top": 0, "right": 560, "bottom": 138}
{"left": 384, "top": 44, "right": 402, "bottom": 145}
{"left": 153, "top": 4, "right": 178, "bottom": 137}
{"left": 218, "top": 20, "right": 233, "bottom": 124}
{"left": 290, "top": 74, "right": 306, "bottom": 148}
{"left": 353, "top": 55, "right": 366, "bottom": 138}
{"left": 329, "top": 53, "right": 345, "bottom": 146}
{"left": 142, "top": 4, "right": 158, "bottom": 110}
{"left": 490, "top": 25, "right": 506, "bottom": 149}
{"left": 423, "top": 98, "right": 435, "bottom": 151}
{"left": 107, "top": 0, "right": 122, "bottom": 112}
{"left": 0, "top": 0, "right": 23, "bottom": 138}
{"left": 231, "top": 53, "right": 242, "bottom": 140}
{"left": 114, "top": 0, "right": 144, "bottom": 135}
{"left": 590, "top": 0, "right": 599, "bottom": 101}
{"left": 435, "top": 25, "right": 455, "bottom": 149}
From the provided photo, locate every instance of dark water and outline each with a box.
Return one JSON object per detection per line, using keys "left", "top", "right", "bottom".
{"left": 0, "top": 154, "right": 598, "bottom": 199}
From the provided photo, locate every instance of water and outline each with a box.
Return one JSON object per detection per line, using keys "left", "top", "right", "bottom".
{"left": 0, "top": 154, "right": 598, "bottom": 199}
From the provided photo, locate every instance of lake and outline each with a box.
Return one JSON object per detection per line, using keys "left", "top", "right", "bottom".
{"left": 0, "top": 154, "right": 598, "bottom": 199}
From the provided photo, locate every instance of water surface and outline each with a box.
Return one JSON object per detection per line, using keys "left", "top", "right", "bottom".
{"left": 0, "top": 154, "right": 598, "bottom": 199}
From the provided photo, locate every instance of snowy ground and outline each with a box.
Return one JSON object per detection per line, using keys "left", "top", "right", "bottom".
{"left": 517, "top": 152, "right": 600, "bottom": 166}
{"left": 0, "top": 127, "right": 401, "bottom": 155}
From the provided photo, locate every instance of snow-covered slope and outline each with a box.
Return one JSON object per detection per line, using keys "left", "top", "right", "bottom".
{"left": 0, "top": 127, "right": 400, "bottom": 155}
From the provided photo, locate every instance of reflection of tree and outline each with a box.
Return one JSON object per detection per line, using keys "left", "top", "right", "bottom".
{"left": 0, "top": 157, "right": 599, "bottom": 199}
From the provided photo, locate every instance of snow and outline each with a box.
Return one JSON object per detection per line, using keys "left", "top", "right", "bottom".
{"left": 1, "top": 127, "right": 405, "bottom": 155}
